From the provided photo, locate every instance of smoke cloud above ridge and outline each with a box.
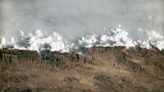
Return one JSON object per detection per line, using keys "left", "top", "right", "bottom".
{"left": 0, "top": 27, "right": 164, "bottom": 52}
{"left": 0, "top": 0, "right": 164, "bottom": 41}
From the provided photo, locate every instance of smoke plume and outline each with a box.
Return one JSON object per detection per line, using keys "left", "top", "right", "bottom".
{"left": 0, "top": 26, "right": 164, "bottom": 52}
{"left": 0, "top": 0, "right": 164, "bottom": 51}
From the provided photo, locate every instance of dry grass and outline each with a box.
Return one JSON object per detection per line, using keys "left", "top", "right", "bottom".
{"left": 0, "top": 47, "right": 164, "bottom": 92}
{"left": 0, "top": 55, "right": 52, "bottom": 92}
{"left": 0, "top": 58, "right": 24, "bottom": 92}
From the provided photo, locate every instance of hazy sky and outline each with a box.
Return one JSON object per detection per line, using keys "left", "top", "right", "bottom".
{"left": 0, "top": 0, "right": 164, "bottom": 41}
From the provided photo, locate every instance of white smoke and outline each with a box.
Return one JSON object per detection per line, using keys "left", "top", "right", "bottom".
{"left": 28, "top": 30, "right": 69, "bottom": 52}
{"left": 136, "top": 30, "right": 164, "bottom": 50}
{"left": 77, "top": 27, "right": 135, "bottom": 48}
{"left": 0, "top": 30, "right": 70, "bottom": 52}
{"left": 0, "top": 26, "right": 164, "bottom": 52}
{"left": 75, "top": 26, "right": 164, "bottom": 50}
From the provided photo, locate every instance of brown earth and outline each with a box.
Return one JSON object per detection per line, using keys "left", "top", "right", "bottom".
{"left": 0, "top": 46, "right": 164, "bottom": 92}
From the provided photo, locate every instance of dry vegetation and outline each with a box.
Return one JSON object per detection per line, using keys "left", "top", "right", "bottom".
{"left": 0, "top": 47, "right": 164, "bottom": 92}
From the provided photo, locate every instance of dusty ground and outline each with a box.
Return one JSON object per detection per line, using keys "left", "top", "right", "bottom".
{"left": 0, "top": 47, "right": 164, "bottom": 92}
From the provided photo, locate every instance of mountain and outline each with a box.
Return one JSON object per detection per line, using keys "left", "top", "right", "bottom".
{"left": 0, "top": 46, "right": 164, "bottom": 92}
